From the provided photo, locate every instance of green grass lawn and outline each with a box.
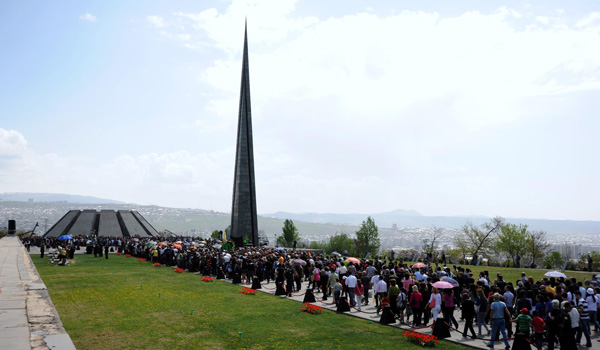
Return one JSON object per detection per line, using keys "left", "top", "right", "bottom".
{"left": 35, "top": 255, "right": 466, "bottom": 350}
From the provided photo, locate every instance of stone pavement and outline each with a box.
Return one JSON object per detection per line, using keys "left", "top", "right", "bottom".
{"left": 226, "top": 277, "right": 600, "bottom": 350}
{"left": 0, "top": 236, "right": 76, "bottom": 350}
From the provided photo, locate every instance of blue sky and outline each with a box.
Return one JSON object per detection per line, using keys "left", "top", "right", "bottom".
{"left": 1, "top": 0, "right": 600, "bottom": 221}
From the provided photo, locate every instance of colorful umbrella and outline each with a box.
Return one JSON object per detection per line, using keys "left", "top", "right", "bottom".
{"left": 432, "top": 281, "right": 454, "bottom": 289}
{"left": 292, "top": 259, "right": 307, "bottom": 266}
{"left": 158, "top": 242, "right": 168, "bottom": 246}
{"left": 146, "top": 242, "right": 157, "bottom": 246}
{"left": 346, "top": 257, "right": 360, "bottom": 264}
{"left": 441, "top": 276, "right": 459, "bottom": 286}
{"left": 173, "top": 244, "right": 183, "bottom": 249}
{"left": 412, "top": 263, "right": 426, "bottom": 269}
{"left": 58, "top": 234, "right": 72, "bottom": 241}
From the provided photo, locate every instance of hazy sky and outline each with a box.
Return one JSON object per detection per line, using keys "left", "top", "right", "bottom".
{"left": 1, "top": 1, "right": 599, "bottom": 220}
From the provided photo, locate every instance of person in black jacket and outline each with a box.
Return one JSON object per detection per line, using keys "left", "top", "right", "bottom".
{"left": 461, "top": 293, "right": 477, "bottom": 338}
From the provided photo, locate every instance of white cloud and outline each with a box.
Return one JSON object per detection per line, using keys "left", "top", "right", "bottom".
{"left": 80, "top": 13, "right": 97, "bottom": 23}
{"left": 136, "top": 4, "right": 600, "bottom": 220}
{"left": 147, "top": 15, "right": 165, "bottom": 28}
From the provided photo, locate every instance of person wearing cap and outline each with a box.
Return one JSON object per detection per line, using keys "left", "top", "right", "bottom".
{"left": 513, "top": 307, "right": 532, "bottom": 337}
{"left": 586, "top": 287, "right": 600, "bottom": 332}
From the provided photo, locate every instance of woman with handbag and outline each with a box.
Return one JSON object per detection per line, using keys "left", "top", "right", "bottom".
{"left": 426, "top": 287, "right": 443, "bottom": 322}
{"left": 409, "top": 285, "right": 423, "bottom": 326}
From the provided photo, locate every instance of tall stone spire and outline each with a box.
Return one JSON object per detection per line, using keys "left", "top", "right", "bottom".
{"left": 230, "top": 20, "right": 258, "bottom": 247}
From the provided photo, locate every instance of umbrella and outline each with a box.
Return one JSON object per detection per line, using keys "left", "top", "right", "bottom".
{"left": 175, "top": 240, "right": 183, "bottom": 244}
{"left": 441, "top": 276, "right": 460, "bottom": 287}
{"left": 346, "top": 257, "right": 360, "bottom": 264}
{"left": 133, "top": 238, "right": 139, "bottom": 242}
{"left": 412, "top": 262, "right": 426, "bottom": 269}
{"left": 331, "top": 251, "right": 341, "bottom": 256}
{"left": 86, "top": 240, "right": 92, "bottom": 245}
{"left": 292, "top": 259, "right": 307, "bottom": 266}
{"left": 173, "top": 244, "right": 183, "bottom": 249}
{"left": 544, "top": 271, "right": 567, "bottom": 278}
{"left": 158, "top": 242, "right": 168, "bottom": 246}
{"left": 432, "top": 281, "right": 455, "bottom": 289}
{"left": 274, "top": 247, "right": 284, "bottom": 251}
{"left": 213, "top": 244, "right": 222, "bottom": 249}
{"left": 146, "top": 242, "right": 157, "bottom": 246}
{"left": 58, "top": 235, "right": 72, "bottom": 241}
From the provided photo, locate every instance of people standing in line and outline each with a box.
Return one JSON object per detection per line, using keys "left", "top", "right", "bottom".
{"left": 461, "top": 292, "right": 477, "bottom": 338}
{"left": 410, "top": 284, "right": 423, "bottom": 326}
{"left": 442, "top": 288, "right": 459, "bottom": 329}
{"left": 426, "top": 287, "right": 442, "bottom": 323}
{"left": 486, "top": 293, "right": 511, "bottom": 350}
{"left": 575, "top": 290, "right": 592, "bottom": 347}
{"left": 355, "top": 280, "right": 364, "bottom": 312}
{"left": 346, "top": 273, "right": 357, "bottom": 307}
{"left": 513, "top": 307, "right": 532, "bottom": 337}
{"left": 374, "top": 275, "right": 387, "bottom": 314}
{"left": 586, "top": 287, "right": 600, "bottom": 332}
{"left": 476, "top": 288, "right": 490, "bottom": 336}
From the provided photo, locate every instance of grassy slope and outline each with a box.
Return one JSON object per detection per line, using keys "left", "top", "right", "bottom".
{"left": 35, "top": 255, "right": 464, "bottom": 350}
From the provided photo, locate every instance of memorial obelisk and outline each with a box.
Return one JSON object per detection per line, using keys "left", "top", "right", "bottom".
{"left": 230, "top": 21, "right": 258, "bottom": 247}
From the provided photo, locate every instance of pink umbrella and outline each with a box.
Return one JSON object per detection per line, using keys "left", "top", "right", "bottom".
{"left": 432, "top": 281, "right": 454, "bottom": 289}
{"left": 412, "top": 262, "right": 426, "bottom": 269}
{"left": 346, "top": 257, "right": 360, "bottom": 264}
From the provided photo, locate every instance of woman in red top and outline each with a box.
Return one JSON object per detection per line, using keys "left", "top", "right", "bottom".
{"left": 409, "top": 285, "right": 423, "bottom": 326}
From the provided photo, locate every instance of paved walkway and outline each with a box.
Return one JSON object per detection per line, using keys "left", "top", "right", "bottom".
{"left": 225, "top": 277, "right": 599, "bottom": 350}
{"left": 0, "top": 236, "right": 75, "bottom": 350}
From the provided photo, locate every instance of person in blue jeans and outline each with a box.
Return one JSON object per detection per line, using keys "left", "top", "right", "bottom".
{"left": 486, "top": 293, "right": 511, "bottom": 349}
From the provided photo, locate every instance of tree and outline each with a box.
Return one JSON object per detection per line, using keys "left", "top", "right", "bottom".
{"left": 525, "top": 230, "right": 549, "bottom": 268}
{"left": 495, "top": 223, "right": 528, "bottom": 267}
{"left": 543, "top": 251, "right": 564, "bottom": 269}
{"left": 460, "top": 217, "right": 504, "bottom": 264}
{"left": 210, "top": 230, "right": 221, "bottom": 239}
{"left": 355, "top": 216, "right": 380, "bottom": 258}
{"left": 276, "top": 219, "right": 300, "bottom": 247}
{"left": 452, "top": 234, "right": 471, "bottom": 263}
{"left": 327, "top": 232, "right": 356, "bottom": 256}
{"left": 421, "top": 226, "right": 444, "bottom": 261}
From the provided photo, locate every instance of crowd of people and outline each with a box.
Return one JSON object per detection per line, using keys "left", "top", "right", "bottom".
{"left": 23, "top": 235, "right": 600, "bottom": 349}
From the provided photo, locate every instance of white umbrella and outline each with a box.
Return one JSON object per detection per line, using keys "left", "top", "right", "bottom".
{"left": 545, "top": 271, "right": 567, "bottom": 278}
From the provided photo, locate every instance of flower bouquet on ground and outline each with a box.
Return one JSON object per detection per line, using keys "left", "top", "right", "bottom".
{"left": 174, "top": 267, "right": 185, "bottom": 273}
{"left": 125, "top": 254, "right": 131, "bottom": 258}
{"left": 138, "top": 258, "right": 146, "bottom": 262}
{"left": 402, "top": 330, "right": 438, "bottom": 347}
{"left": 239, "top": 287, "right": 257, "bottom": 295}
{"left": 202, "top": 276, "right": 214, "bottom": 282}
{"left": 301, "top": 302, "right": 322, "bottom": 315}
{"left": 153, "top": 262, "right": 161, "bottom": 267}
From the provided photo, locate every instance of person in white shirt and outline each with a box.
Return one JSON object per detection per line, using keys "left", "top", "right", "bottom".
{"left": 346, "top": 274, "right": 358, "bottom": 306}
{"left": 374, "top": 276, "right": 387, "bottom": 314}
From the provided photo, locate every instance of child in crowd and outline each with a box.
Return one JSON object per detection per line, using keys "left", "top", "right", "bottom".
{"left": 531, "top": 310, "right": 545, "bottom": 349}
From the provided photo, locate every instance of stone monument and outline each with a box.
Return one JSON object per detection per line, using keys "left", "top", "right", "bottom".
{"left": 230, "top": 21, "right": 258, "bottom": 247}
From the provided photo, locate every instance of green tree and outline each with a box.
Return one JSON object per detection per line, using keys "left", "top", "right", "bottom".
{"left": 543, "top": 251, "right": 565, "bottom": 269}
{"left": 421, "top": 226, "right": 444, "bottom": 261}
{"left": 355, "top": 216, "right": 380, "bottom": 258}
{"left": 525, "top": 230, "right": 549, "bottom": 268}
{"left": 210, "top": 230, "right": 221, "bottom": 239}
{"left": 495, "top": 223, "right": 528, "bottom": 267}
{"left": 460, "top": 217, "right": 504, "bottom": 264}
{"left": 276, "top": 219, "right": 300, "bottom": 247}
{"left": 327, "top": 232, "right": 356, "bottom": 256}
